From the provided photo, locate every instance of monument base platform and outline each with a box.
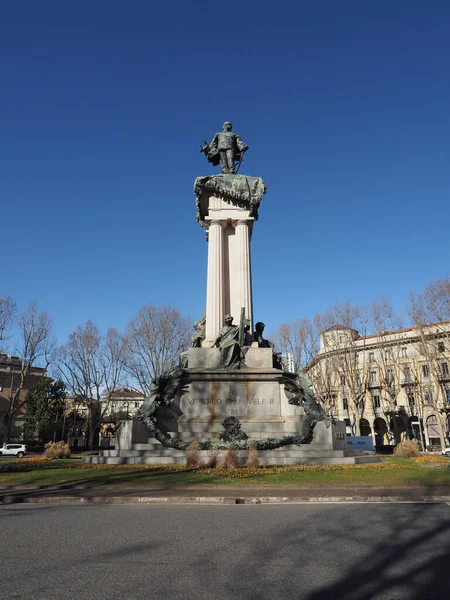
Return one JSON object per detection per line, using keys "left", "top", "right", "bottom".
{"left": 85, "top": 446, "right": 379, "bottom": 466}
{"left": 85, "top": 349, "right": 381, "bottom": 466}
{"left": 86, "top": 420, "right": 381, "bottom": 466}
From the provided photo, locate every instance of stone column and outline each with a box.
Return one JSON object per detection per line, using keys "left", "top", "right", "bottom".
{"left": 231, "top": 218, "right": 254, "bottom": 331}
{"left": 204, "top": 219, "right": 224, "bottom": 344}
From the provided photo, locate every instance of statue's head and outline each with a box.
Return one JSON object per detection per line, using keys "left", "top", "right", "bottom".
{"left": 255, "top": 321, "right": 265, "bottom": 333}
{"left": 222, "top": 121, "right": 232, "bottom": 132}
{"left": 224, "top": 314, "right": 233, "bottom": 325}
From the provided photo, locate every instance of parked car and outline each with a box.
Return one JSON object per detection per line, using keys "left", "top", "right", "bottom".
{"left": 0, "top": 444, "right": 27, "bottom": 457}
{"left": 441, "top": 447, "right": 450, "bottom": 457}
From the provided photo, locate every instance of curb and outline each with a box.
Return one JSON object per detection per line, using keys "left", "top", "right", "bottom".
{"left": 2, "top": 495, "right": 450, "bottom": 505}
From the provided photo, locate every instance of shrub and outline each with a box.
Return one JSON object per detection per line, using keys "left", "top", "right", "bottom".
{"left": 394, "top": 439, "right": 420, "bottom": 458}
{"left": 185, "top": 441, "right": 203, "bottom": 469}
{"left": 217, "top": 442, "right": 239, "bottom": 470}
{"left": 246, "top": 444, "right": 260, "bottom": 468}
{"left": 205, "top": 447, "right": 220, "bottom": 468}
{"left": 43, "top": 441, "right": 71, "bottom": 459}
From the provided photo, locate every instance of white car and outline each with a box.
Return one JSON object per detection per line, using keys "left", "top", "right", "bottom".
{"left": 0, "top": 444, "right": 27, "bottom": 457}
{"left": 441, "top": 447, "right": 450, "bottom": 457}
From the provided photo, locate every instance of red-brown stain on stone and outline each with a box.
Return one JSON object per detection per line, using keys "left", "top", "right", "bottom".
{"left": 210, "top": 381, "right": 216, "bottom": 419}
{"left": 245, "top": 380, "right": 251, "bottom": 402}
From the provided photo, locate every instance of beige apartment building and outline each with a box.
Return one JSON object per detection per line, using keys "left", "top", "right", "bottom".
{"left": 304, "top": 322, "right": 450, "bottom": 449}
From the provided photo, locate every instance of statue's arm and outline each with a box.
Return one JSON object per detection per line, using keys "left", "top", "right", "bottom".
{"left": 211, "top": 133, "right": 219, "bottom": 148}
{"left": 236, "top": 136, "right": 249, "bottom": 153}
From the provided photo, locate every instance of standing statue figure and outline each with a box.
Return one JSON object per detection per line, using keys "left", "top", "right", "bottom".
{"left": 200, "top": 122, "right": 249, "bottom": 174}
{"left": 213, "top": 314, "right": 241, "bottom": 369}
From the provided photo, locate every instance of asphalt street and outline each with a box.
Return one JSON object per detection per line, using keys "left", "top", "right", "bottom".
{"left": 2, "top": 503, "right": 450, "bottom": 600}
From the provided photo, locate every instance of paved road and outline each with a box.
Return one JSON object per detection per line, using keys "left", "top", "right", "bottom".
{"left": 2, "top": 503, "right": 450, "bottom": 600}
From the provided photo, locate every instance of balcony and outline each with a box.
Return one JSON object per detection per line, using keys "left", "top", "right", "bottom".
{"left": 400, "top": 378, "right": 417, "bottom": 388}
{"left": 367, "top": 380, "right": 381, "bottom": 390}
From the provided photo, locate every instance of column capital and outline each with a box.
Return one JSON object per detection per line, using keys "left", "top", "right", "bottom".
{"left": 206, "top": 218, "right": 226, "bottom": 227}
{"left": 232, "top": 217, "right": 255, "bottom": 228}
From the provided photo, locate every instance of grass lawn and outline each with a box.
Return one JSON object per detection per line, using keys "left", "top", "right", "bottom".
{"left": 1, "top": 456, "right": 450, "bottom": 488}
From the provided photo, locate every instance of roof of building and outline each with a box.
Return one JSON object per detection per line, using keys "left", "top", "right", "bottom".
{"left": 359, "top": 320, "right": 450, "bottom": 341}
{"left": 324, "top": 325, "right": 358, "bottom": 333}
{"left": 110, "top": 389, "right": 144, "bottom": 399}
{"left": 360, "top": 326, "right": 414, "bottom": 341}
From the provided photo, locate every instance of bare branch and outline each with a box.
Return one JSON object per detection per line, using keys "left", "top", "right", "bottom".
{"left": 0, "top": 297, "right": 17, "bottom": 344}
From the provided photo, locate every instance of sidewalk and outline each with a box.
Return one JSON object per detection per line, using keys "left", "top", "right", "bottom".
{"left": 2, "top": 482, "right": 450, "bottom": 504}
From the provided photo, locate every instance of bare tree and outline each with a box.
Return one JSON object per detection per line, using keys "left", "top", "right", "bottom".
{"left": 366, "top": 298, "right": 411, "bottom": 444}
{"left": 6, "top": 302, "right": 54, "bottom": 437}
{"left": 279, "top": 302, "right": 371, "bottom": 434}
{"left": 0, "top": 296, "right": 17, "bottom": 345}
{"left": 408, "top": 278, "right": 450, "bottom": 447}
{"left": 276, "top": 318, "right": 319, "bottom": 373}
{"left": 55, "top": 322, "right": 124, "bottom": 449}
{"left": 326, "top": 303, "right": 371, "bottom": 435}
{"left": 123, "top": 304, "right": 192, "bottom": 396}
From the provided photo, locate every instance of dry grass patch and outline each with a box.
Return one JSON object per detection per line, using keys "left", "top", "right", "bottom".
{"left": 217, "top": 442, "right": 239, "bottom": 470}
{"left": 185, "top": 441, "right": 203, "bottom": 469}
{"left": 394, "top": 440, "right": 420, "bottom": 458}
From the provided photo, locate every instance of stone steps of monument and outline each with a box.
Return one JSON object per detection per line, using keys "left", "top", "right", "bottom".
{"left": 85, "top": 453, "right": 380, "bottom": 466}
{"left": 86, "top": 456, "right": 185, "bottom": 465}
{"left": 133, "top": 442, "right": 165, "bottom": 450}
{"left": 100, "top": 449, "right": 186, "bottom": 458}
{"left": 99, "top": 448, "right": 347, "bottom": 459}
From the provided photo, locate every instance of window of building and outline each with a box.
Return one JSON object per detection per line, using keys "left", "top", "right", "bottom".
{"left": 326, "top": 376, "right": 331, "bottom": 388}
{"left": 343, "top": 398, "right": 348, "bottom": 411}
{"left": 425, "top": 390, "right": 433, "bottom": 404}
{"left": 438, "top": 342, "right": 445, "bottom": 353}
{"left": 373, "top": 395, "right": 381, "bottom": 408}
{"left": 422, "top": 364, "right": 429, "bottom": 378}
{"left": 387, "top": 368, "right": 394, "bottom": 384}
{"left": 446, "top": 389, "right": 450, "bottom": 404}
{"left": 408, "top": 394, "right": 415, "bottom": 409}
{"left": 403, "top": 366, "right": 411, "bottom": 382}
{"left": 370, "top": 370, "right": 378, "bottom": 384}
{"left": 401, "top": 347, "right": 407, "bottom": 358}
{"left": 369, "top": 352, "right": 375, "bottom": 362}
{"left": 440, "top": 362, "right": 449, "bottom": 376}
{"left": 385, "top": 351, "right": 390, "bottom": 360}
{"left": 339, "top": 335, "right": 346, "bottom": 344}
{"left": 340, "top": 375, "right": 345, "bottom": 385}
{"left": 134, "top": 402, "right": 139, "bottom": 408}
{"left": 359, "top": 398, "right": 365, "bottom": 411}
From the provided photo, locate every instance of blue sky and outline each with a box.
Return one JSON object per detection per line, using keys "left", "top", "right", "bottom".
{"left": 1, "top": 1, "right": 450, "bottom": 344}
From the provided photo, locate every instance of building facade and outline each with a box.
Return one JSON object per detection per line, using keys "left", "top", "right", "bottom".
{"left": 0, "top": 353, "right": 47, "bottom": 441}
{"left": 305, "top": 322, "right": 450, "bottom": 449}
